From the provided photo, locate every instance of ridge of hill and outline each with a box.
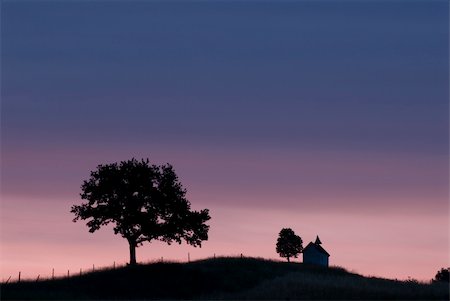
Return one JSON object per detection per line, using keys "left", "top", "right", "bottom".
{"left": 1, "top": 257, "right": 448, "bottom": 300}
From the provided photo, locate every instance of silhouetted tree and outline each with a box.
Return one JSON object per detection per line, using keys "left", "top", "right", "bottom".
{"left": 71, "top": 158, "right": 210, "bottom": 265}
{"left": 433, "top": 268, "right": 449, "bottom": 282}
{"left": 276, "top": 228, "right": 303, "bottom": 262}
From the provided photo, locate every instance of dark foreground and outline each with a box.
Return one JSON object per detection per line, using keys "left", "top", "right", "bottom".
{"left": 1, "top": 257, "right": 448, "bottom": 300}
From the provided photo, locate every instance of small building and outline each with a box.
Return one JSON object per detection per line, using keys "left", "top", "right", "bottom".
{"left": 303, "top": 235, "right": 330, "bottom": 267}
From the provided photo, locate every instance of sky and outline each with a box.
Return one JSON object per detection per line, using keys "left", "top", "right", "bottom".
{"left": 1, "top": 0, "right": 448, "bottom": 282}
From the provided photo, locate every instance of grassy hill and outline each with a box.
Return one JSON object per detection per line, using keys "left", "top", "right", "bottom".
{"left": 1, "top": 257, "right": 448, "bottom": 300}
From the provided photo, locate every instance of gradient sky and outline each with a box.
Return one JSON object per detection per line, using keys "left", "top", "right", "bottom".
{"left": 1, "top": 0, "right": 448, "bottom": 281}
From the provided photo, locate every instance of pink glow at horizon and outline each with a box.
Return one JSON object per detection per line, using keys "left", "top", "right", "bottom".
{"left": 1, "top": 146, "right": 448, "bottom": 282}
{"left": 1, "top": 197, "right": 447, "bottom": 282}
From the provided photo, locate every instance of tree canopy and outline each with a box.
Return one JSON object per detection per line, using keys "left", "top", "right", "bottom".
{"left": 276, "top": 228, "right": 303, "bottom": 262}
{"left": 71, "top": 158, "right": 210, "bottom": 265}
{"left": 433, "top": 268, "right": 449, "bottom": 282}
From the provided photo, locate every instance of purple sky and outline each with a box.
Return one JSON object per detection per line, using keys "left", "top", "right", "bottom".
{"left": 1, "top": 0, "right": 448, "bottom": 281}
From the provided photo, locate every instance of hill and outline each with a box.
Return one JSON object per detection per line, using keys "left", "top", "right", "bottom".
{"left": 1, "top": 257, "right": 448, "bottom": 300}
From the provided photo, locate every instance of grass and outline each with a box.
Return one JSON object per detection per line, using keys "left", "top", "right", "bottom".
{"left": 1, "top": 257, "right": 448, "bottom": 300}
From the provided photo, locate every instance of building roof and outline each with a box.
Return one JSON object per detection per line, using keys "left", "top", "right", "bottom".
{"left": 315, "top": 235, "right": 322, "bottom": 245}
{"left": 304, "top": 241, "right": 330, "bottom": 257}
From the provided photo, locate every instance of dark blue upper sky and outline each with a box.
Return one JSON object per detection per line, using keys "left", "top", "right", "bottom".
{"left": 2, "top": 0, "right": 448, "bottom": 157}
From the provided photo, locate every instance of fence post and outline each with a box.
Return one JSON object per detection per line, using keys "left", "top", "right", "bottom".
{"left": 214, "top": 253, "right": 216, "bottom": 259}
{"left": 18, "top": 272, "right": 21, "bottom": 283}
{"left": 80, "top": 268, "right": 82, "bottom": 276}
{"left": 36, "top": 275, "right": 40, "bottom": 282}
{"left": 113, "top": 261, "right": 116, "bottom": 269}
{"left": 52, "top": 268, "right": 54, "bottom": 280}
{"left": 188, "top": 253, "right": 190, "bottom": 263}
{"left": 67, "top": 270, "right": 70, "bottom": 278}
{"left": 240, "top": 253, "right": 243, "bottom": 259}
{"left": 93, "top": 264, "right": 95, "bottom": 272}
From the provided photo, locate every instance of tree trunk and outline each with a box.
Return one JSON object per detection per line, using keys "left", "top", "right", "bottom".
{"left": 287, "top": 257, "right": 290, "bottom": 263}
{"left": 129, "top": 241, "right": 137, "bottom": 265}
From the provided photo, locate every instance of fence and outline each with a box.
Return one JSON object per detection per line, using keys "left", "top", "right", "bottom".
{"left": 1, "top": 253, "right": 251, "bottom": 284}
{"left": 1, "top": 261, "right": 125, "bottom": 284}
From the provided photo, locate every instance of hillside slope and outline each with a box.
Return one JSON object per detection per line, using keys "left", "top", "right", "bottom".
{"left": 1, "top": 257, "right": 448, "bottom": 300}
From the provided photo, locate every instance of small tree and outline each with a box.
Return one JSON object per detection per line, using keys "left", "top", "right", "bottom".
{"left": 433, "top": 268, "right": 449, "bottom": 282}
{"left": 71, "top": 158, "right": 211, "bottom": 265}
{"left": 276, "top": 228, "right": 303, "bottom": 262}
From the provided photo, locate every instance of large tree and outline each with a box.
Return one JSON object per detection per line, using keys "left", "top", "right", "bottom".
{"left": 71, "top": 158, "right": 210, "bottom": 265}
{"left": 276, "top": 228, "right": 303, "bottom": 263}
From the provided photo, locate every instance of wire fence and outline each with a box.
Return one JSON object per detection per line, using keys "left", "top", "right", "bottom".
{"left": 2, "top": 261, "right": 126, "bottom": 284}
{"left": 1, "top": 253, "right": 253, "bottom": 284}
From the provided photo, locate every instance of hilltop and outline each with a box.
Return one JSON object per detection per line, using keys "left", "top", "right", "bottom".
{"left": 1, "top": 257, "right": 448, "bottom": 300}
